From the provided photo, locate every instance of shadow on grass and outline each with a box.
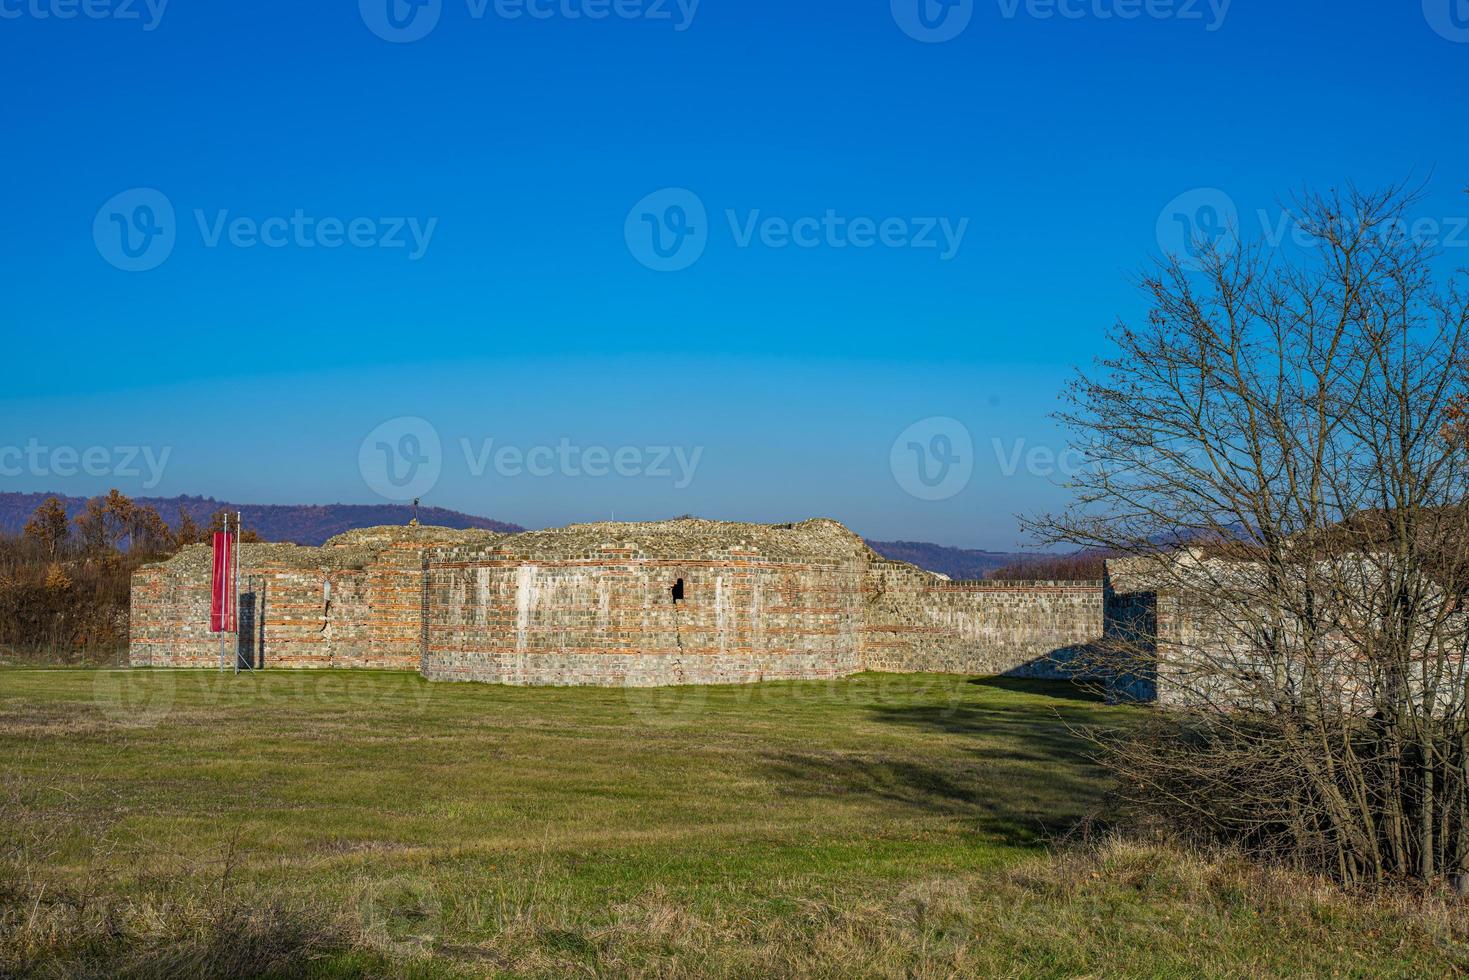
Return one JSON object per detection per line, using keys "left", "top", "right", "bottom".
{"left": 762, "top": 749, "right": 1093, "bottom": 846}
{"left": 763, "top": 686, "right": 1118, "bottom": 847}
{"left": 968, "top": 676, "right": 1106, "bottom": 703}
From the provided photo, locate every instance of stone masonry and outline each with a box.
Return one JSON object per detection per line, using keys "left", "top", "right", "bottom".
{"left": 129, "top": 518, "right": 1107, "bottom": 686}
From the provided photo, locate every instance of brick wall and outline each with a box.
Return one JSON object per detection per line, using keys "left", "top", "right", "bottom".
{"left": 128, "top": 528, "right": 494, "bottom": 670}
{"left": 130, "top": 520, "right": 1112, "bottom": 687}
{"left": 421, "top": 548, "right": 867, "bottom": 686}
{"left": 863, "top": 560, "right": 1104, "bottom": 678}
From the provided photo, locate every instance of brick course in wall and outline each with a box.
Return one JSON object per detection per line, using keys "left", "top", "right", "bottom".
{"left": 129, "top": 527, "right": 498, "bottom": 670}
{"left": 863, "top": 560, "right": 1104, "bottom": 679}
{"left": 129, "top": 518, "right": 1110, "bottom": 686}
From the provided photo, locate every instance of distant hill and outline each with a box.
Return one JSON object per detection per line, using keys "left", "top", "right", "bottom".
{"left": 1, "top": 491, "right": 1035, "bottom": 575}
{"left": 863, "top": 539, "right": 1029, "bottom": 580}
{"left": 0, "top": 493, "right": 523, "bottom": 546}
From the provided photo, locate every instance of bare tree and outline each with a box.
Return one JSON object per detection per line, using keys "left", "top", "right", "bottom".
{"left": 22, "top": 497, "right": 70, "bottom": 559}
{"left": 1029, "top": 183, "right": 1469, "bottom": 886}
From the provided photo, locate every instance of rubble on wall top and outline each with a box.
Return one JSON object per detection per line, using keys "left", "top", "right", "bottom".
{"left": 322, "top": 525, "right": 503, "bottom": 550}
{"left": 435, "top": 517, "right": 874, "bottom": 564}
{"left": 143, "top": 518, "right": 878, "bottom": 572}
{"left": 144, "top": 525, "right": 501, "bottom": 573}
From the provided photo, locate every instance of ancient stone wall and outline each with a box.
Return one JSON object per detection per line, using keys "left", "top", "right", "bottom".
{"left": 421, "top": 520, "right": 868, "bottom": 686}
{"left": 1100, "top": 564, "right": 1159, "bottom": 702}
{"left": 130, "top": 518, "right": 1116, "bottom": 688}
{"left": 863, "top": 560, "right": 1104, "bottom": 678}
{"left": 128, "top": 527, "right": 494, "bottom": 670}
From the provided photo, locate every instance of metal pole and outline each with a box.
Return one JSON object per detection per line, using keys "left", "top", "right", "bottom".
{"left": 219, "top": 512, "right": 228, "bottom": 671}
{"left": 233, "top": 511, "right": 241, "bottom": 675}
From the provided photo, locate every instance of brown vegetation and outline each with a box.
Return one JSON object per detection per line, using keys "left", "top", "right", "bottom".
{"left": 1031, "top": 182, "right": 1469, "bottom": 887}
{"left": 0, "top": 491, "right": 253, "bottom": 664}
{"left": 986, "top": 552, "right": 1107, "bottom": 581}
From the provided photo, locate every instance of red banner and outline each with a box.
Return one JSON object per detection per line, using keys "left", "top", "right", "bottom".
{"left": 210, "top": 531, "right": 235, "bottom": 633}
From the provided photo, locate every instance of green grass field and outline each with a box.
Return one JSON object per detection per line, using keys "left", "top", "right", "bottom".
{"left": 2, "top": 669, "right": 1466, "bottom": 978}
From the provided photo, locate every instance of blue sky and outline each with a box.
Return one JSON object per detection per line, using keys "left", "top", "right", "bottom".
{"left": 1, "top": 0, "right": 1466, "bottom": 548}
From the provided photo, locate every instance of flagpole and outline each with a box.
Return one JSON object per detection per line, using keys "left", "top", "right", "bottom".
{"left": 219, "top": 513, "right": 228, "bottom": 671}
{"left": 234, "top": 512, "right": 241, "bottom": 675}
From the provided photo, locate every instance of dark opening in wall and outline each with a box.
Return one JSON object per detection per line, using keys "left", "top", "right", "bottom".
{"left": 671, "top": 578, "right": 685, "bottom": 604}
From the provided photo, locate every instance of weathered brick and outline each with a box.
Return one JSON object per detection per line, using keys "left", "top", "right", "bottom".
{"left": 129, "top": 519, "right": 1105, "bottom": 685}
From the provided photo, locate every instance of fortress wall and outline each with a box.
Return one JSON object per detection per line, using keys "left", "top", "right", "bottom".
{"left": 256, "top": 564, "right": 364, "bottom": 668}
{"left": 359, "top": 544, "right": 433, "bottom": 670}
{"left": 129, "top": 563, "right": 212, "bottom": 667}
{"left": 421, "top": 547, "right": 867, "bottom": 686}
{"left": 862, "top": 561, "right": 1104, "bottom": 678}
{"left": 130, "top": 522, "right": 1114, "bottom": 687}
{"left": 1100, "top": 567, "right": 1159, "bottom": 702}
{"left": 126, "top": 548, "right": 418, "bottom": 669}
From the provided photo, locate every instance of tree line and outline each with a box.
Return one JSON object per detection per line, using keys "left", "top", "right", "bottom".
{"left": 0, "top": 491, "right": 257, "bottom": 663}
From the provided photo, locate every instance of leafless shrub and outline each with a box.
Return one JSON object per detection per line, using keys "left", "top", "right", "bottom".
{"left": 1028, "top": 181, "right": 1469, "bottom": 886}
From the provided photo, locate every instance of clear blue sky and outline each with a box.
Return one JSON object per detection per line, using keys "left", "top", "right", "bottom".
{"left": 1, "top": 0, "right": 1466, "bottom": 548}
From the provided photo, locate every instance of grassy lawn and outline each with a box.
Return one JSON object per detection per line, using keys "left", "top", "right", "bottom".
{"left": 2, "top": 669, "right": 1466, "bottom": 978}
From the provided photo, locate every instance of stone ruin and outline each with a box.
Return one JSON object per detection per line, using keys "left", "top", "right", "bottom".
{"left": 129, "top": 518, "right": 1109, "bottom": 687}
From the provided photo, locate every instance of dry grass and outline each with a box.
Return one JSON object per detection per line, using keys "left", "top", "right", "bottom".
{"left": 2, "top": 669, "right": 1466, "bottom": 977}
